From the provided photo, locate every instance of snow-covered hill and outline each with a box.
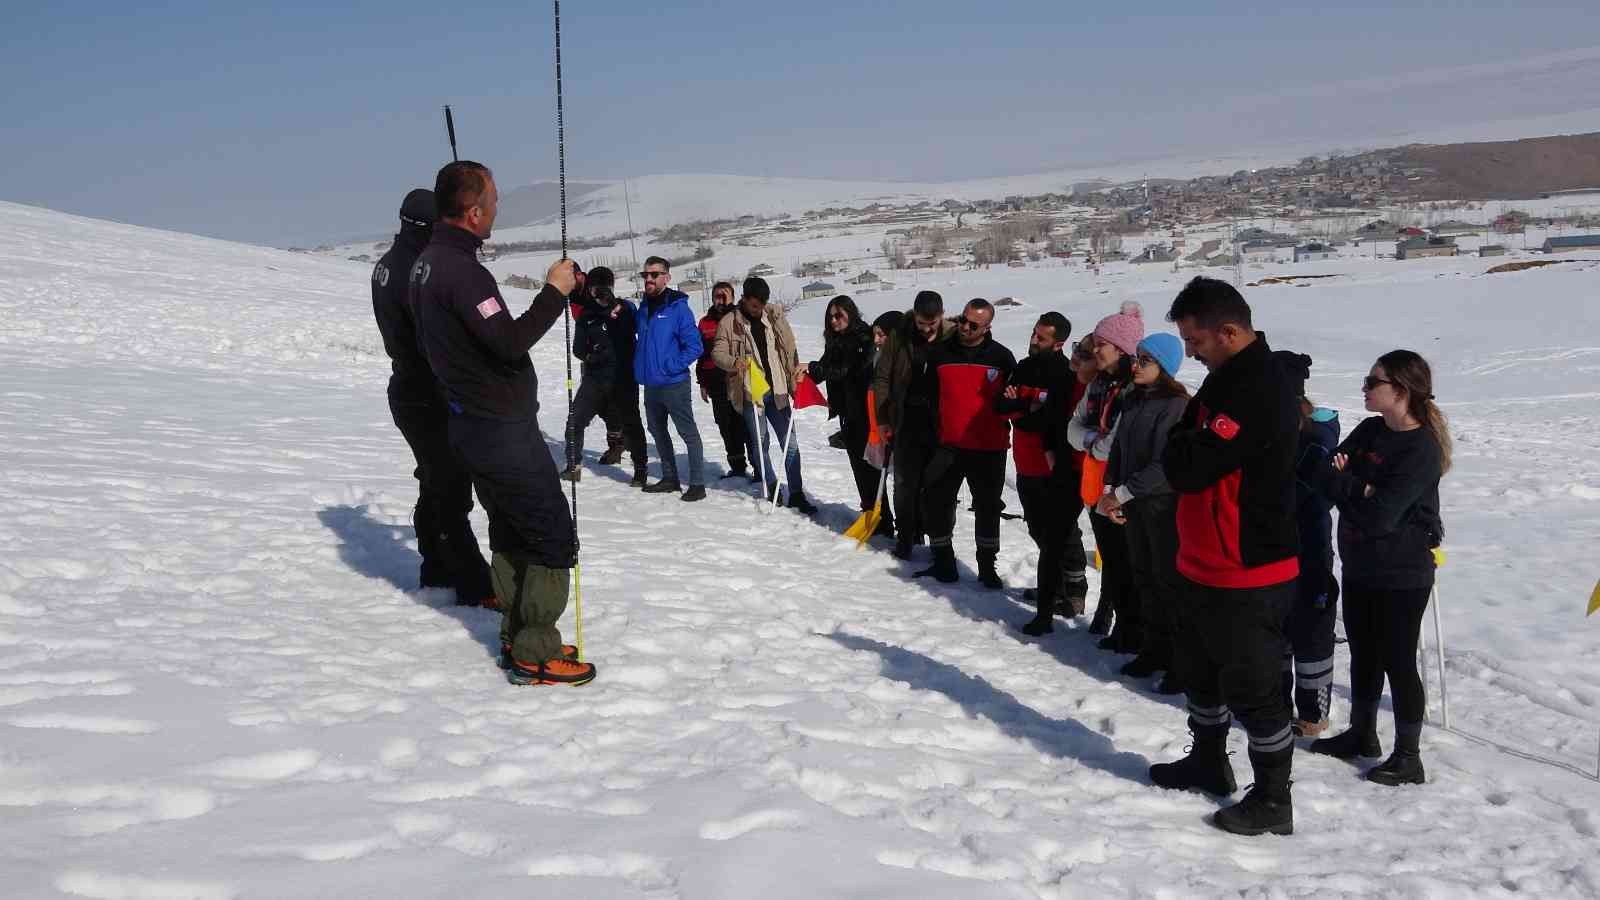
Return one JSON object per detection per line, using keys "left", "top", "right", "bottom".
{"left": 3, "top": 200, "right": 1600, "bottom": 898}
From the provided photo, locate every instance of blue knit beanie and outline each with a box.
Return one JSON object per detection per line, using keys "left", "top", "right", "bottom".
{"left": 1138, "top": 333, "right": 1183, "bottom": 377}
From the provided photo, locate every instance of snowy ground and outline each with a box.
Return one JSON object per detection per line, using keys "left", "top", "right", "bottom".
{"left": 2, "top": 200, "right": 1600, "bottom": 898}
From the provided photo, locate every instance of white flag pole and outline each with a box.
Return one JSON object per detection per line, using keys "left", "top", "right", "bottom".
{"left": 1430, "top": 584, "right": 1449, "bottom": 730}
{"left": 746, "top": 366, "right": 770, "bottom": 511}
{"left": 769, "top": 404, "right": 796, "bottom": 513}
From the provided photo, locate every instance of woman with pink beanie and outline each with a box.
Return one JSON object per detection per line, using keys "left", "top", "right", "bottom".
{"left": 1067, "top": 301, "right": 1144, "bottom": 650}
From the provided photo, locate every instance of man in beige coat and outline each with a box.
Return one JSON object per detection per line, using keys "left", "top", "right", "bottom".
{"left": 712, "top": 276, "right": 816, "bottom": 514}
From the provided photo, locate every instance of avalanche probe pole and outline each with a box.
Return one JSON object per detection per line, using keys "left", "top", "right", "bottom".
{"left": 553, "top": 0, "right": 583, "bottom": 660}
{"left": 444, "top": 105, "right": 458, "bottom": 161}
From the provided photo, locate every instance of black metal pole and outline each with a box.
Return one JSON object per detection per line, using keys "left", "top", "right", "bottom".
{"left": 444, "top": 105, "right": 458, "bottom": 161}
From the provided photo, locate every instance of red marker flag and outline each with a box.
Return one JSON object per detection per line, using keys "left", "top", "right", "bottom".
{"left": 794, "top": 373, "right": 829, "bottom": 410}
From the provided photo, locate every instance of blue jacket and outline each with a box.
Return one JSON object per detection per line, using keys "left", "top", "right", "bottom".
{"left": 1294, "top": 408, "right": 1340, "bottom": 597}
{"left": 633, "top": 289, "right": 702, "bottom": 387}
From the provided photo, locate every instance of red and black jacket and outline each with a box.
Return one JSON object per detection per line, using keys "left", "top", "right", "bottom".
{"left": 1163, "top": 337, "right": 1300, "bottom": 589}
{"left": 930, "top": 334, "right": 1017, "bottom": 452}
{"left": 697, "top": 306, "right": 734, "bottom": 387}
{"left": 994, "top": 350, "right": 1071, "bottom": 477}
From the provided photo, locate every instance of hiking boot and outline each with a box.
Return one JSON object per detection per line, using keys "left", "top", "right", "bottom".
{"left": 915, "top": 546, "right": 958, "bottom": 583}
{"left": 1292, "top": 718, "right": 1329, "bottom": 738}
{"left": 559, "top": 465, "right": 582, "bottom": 483}
{"left": 506, "top": 656, "right": 597, "bottom": 686}
{"left": 596, "top": 446, "right": 624, "bottom": 466}
{"left": 1366, "top": 750, "right": 1425, "bottom": 786}
{"left": 977, "top": 556, "right": 1004, "bottom": 590}
{"left": 499, "top": 642, "right": 578, "bottom": 668}
{"left": 1154, "top": 673, "right": 1186, "bottom": 695}
{"left": 788, "top": 493, "right": 818, "bottom": 515}
{"left": 1061, "top": 577, "right": 1088, "bottom": 616}
{"left": 642, "top": 478, "right": 682, "bottom": 494}
{"left": 1150, "top": 732, "right": 1236, "bottom": 797}
{"left": 681, "top": 485, "right": 707, "bottom": 502}
{"left": 1309, "top": 726, "right": 1382, "bottom": 760}
{"left": 1120, "top": 654, "right": 1163, "bottom": 679}
{"left": 1211, "top": 781, "right": 1293, "bottom": 836}
{"left": 720, "top": 467, "right": 749, "bottom": 480}
{"left": 629, "top": 469, "right": 649, "bottom": 488}
{"left": 455, "top": 594, "right": 498, "bottom": 609}
{"left": 891, "top": 539, "right": 914, "bottom": 561}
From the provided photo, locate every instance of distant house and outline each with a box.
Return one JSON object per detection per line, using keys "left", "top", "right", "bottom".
{"left": 800, "top": 281, "right": 836, "bottom": 300}
{"left": 678, "top": 278, "right": 705, "bottom": 293}
{"left": 1477, "top": 245, "right": 1508, "bottom": 257}
{"left": 1542, "top": 234, "right": 1600, "bottom": 253}
{"left": 1431, "top": 219, "right": 1480, "bottom": 236}
{"left": 1396, "top": 236, "right": 1458, "bottom": 260}
{"left": 847, "top": 270, "right": 881, "bottom": 286}
{"left": 1185, "top": 238, "right": 1223, "bottom": 263}
{"left": 748, "top": 262, "right": 777, "bottom": 277}
{"left": 1293, "top": 242, "right": 1337, "bottom": 263}
{"left": 1240, "top": 241, "right": 1280, "bottom": 262}
{"left": 1131, "top": 245, "right": 1177, "bottom": 264}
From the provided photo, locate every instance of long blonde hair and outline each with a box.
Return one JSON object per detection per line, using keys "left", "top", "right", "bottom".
{"left": 1378, "top": 349, "right": 1452, "bottom": 476}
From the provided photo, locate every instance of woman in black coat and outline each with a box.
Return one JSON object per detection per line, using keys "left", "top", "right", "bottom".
{"left": 805, "top": 295, "right": 891, "bottom": 535}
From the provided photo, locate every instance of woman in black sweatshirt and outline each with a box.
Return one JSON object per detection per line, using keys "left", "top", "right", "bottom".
{"left": 1310, "top": 350, "right": 1449, "bottom": 786}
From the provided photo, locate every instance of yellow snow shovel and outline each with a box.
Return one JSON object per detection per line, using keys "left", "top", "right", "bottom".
{"left": 845, "top": 465, "right": 889, "bottom": 549}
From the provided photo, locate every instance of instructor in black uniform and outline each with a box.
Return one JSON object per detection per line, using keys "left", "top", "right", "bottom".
{"left": 413, "top": 160, "right": 596, "bottom": 687}
{"left": 370, "top": 188, "right": 493, "bottom": 607}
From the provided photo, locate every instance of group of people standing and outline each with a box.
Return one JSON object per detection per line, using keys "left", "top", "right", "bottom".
{"left": 370, "top": 161, "right": 1451, "bottom": 837}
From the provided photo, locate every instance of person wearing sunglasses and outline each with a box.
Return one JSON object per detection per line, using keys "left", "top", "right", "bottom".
{"left": 916, "top": 298, "right": 1016, "bottom": 587}
{"left": 1067, "top": 302, "right": 1144, "bottom": 647}
{"left": 1309, "top": 351, "right": 1449, "bottom": 789}
{"left": 1098, "top": 332, "right": 1189, "bottom": 690}
{"left": 697, "top": 281, "right": 754, "bottom": 481}
{"left": 994, "top": 311, "right": 1079, "bottom": 632}
{"left": 805, "top": 295, "right": 887, "bottom": 533}
{"left": 632, "top": 256, "right": 708, "bottom": 501}
{"left": 1149, "top": 277, "right": 1301, "bottom": 835}
{"left": 413, "top": 161, "right": 595, "bottom": 686}
{"left": 872, "top": 291, "right": 955, "bottom": 559}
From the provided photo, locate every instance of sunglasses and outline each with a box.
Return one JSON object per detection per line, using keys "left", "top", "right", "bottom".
{"left": 640, "top": 270, "right": 668, "bottom": 280}
{"left": 1362, "top": 376, "right": 1394, "bottom": 392}
{"left": 958, "top": 316, "right": 986, "bottom": 331}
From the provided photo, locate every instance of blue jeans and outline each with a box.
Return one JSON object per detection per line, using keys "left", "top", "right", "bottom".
{"left": 643, "top": 380, "right": 704, "bottom": 486}
{"left": 743, "top": 395, "right": 803, "bottom": 500}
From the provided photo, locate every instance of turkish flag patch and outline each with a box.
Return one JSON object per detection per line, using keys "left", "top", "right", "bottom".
{"left": 1209, "top": 414, "right": 1241, "bottom": 440}
{"left": 476, "top": 297, "right": 502, "bottom": 319}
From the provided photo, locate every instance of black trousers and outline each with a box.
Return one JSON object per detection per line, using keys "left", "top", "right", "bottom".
{"left": 1017, "top": 473, "right": 1082, "bottom": 602}
{"left": 1089, "top": 510, "right": 1137, "bottom": 636}
{"left": 1173, "top": 578, "right": 1296, "bottom": 762}
{"left": 450, "top": 413, "right": 576, "bottom": 570}
{"left": 1283, "top": 569, "right": 1339, "bottom": 723}
{"left": 923, "top": 448, "right": 1006, "bottom": 558}
{"left": 891, "top": 420, "right": 938, "bottom": 544}
{"left": 389, "top": 394, "right": 491, "bottom": 602}
{"left": 706, "top": 377, "right": 751, "bottom": 471}
{"left": 565, "top": 378, "right": 646, "bottom": 471}
{"left": 1123, "top": 494, "right": 1180, "bottom": 664}
{"left": 842, "top": 415, "right": 890, "bottom": 525}
{"left": 1343, "top": 583, "right": 1431, "bottom": 734}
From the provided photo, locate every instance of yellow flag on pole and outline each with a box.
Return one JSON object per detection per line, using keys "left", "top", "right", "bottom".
{"left": 1587, "top": 579, "right": 1600, "bottom": 617}
{"left": 748, "top": 360, "right": 771, "bottom": 405}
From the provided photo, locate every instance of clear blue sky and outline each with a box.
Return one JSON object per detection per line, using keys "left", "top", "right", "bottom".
{"left": 4, "top": 1, "right": 1597, "bottom": 246}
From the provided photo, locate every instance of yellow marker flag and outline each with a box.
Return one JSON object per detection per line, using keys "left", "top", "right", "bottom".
{"left": 1432, "top": 547, "right": 1446, "bottom": 568}
{"left": 1588, "top": 579, "right": 1600, "bottom": 617}
{"left": 748, "top": 360, "right": 771, "bottom": 405}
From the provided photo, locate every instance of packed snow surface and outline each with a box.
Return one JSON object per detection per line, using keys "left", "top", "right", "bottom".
{"left": 2, "top": 200, "right": 1599, "bottom": 898}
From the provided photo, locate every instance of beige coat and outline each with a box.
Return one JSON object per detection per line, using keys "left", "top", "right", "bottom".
{"left": 712, "top": 304, "right": 800, "bottom": 410}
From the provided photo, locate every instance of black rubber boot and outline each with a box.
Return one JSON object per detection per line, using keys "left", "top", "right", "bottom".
{"left": 1119, "top": 653, "right": 1163, "bottom": 678}
{"left": 915, "top": 546, "right": 958, "bottom": 583}
{"left": 1020, "top": 585, "right": 1056, "bottom": 636}
{"left": 1150, "top": 729, "right": 1236, "bottom": 797}
{"left": 1211, "top": 751, "right": 1293, "bottom": 836}
{"left": 642, "top": 478, "right": 682, "bottom": 494}
{"left": 629, "top": 468, "right": 649, "bottom": 488}
{"left": 1087, "top": 600, "right": 1113, "bottom": 636}
{"left": 1309, "top": 709, "right": 1382, "bottom": 760}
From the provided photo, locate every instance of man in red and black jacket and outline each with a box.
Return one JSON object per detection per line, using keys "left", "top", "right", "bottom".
{"left": 917, "top": 298, "right": 1016, "bottom": 588}
{"left": 1149, "top": 277, "right": 1299, "bottom": 837}
{"left": 696, "top": 282, "right": 751, "bottom": 478}
{"left": 994, "top": 312, "right": 1083, "bottom": 633}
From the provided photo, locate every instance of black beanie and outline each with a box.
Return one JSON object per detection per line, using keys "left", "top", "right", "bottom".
{"left": 1273, "top": 350, "right": 1313, "bottom": 398}
{"left": 587, "top": 266, "right": 615, "bottom": 289}
{"left": 399, "top": 189, "right": 437, "bottom": 227}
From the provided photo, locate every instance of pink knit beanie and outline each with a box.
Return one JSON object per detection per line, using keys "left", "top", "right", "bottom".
{"left": 1093, "top": 301, "right": 1145, "bottom": 356}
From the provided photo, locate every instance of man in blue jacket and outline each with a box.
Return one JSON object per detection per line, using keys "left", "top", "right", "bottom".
{"left": 633, "top": 256, "right": 707, "bottom": 501}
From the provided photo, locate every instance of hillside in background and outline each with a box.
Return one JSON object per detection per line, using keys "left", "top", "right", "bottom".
{"left": 1401, "top": 132, "right": 1600, "bottom": 199}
